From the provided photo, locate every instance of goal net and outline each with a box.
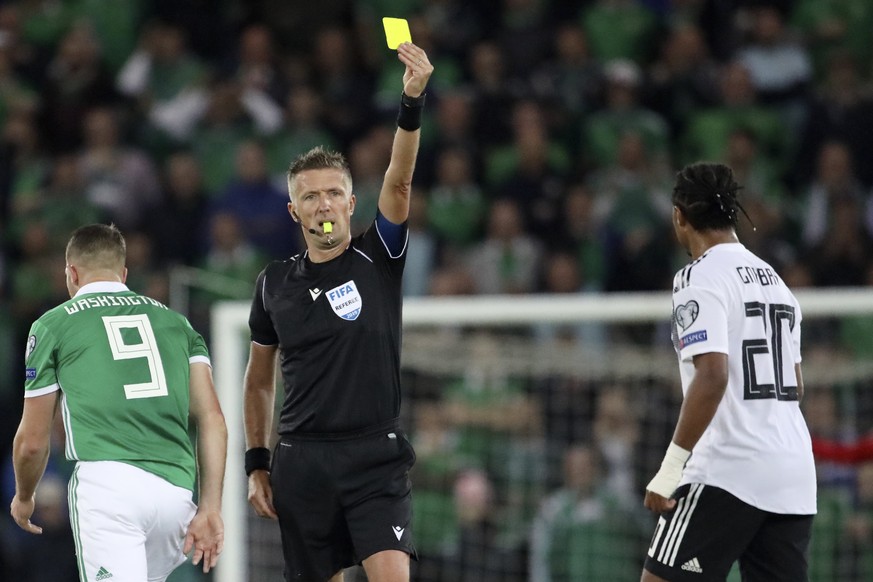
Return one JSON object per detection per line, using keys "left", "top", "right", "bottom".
{"left": 211, "top": 289, "right": 873, "bottom": 582}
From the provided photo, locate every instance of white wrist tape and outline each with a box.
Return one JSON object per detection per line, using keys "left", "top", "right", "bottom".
{"left": 646, "top": 442, "right": 691, "bottom": 498}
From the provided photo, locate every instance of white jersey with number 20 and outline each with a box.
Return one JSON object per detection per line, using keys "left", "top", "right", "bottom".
{"left": 671, "top": 243, "right": 816, "bottom": 515}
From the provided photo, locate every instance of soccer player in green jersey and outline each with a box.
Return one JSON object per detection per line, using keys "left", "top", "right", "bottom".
{"left": 10, "top": 223, "right": 227, "bottom": 581}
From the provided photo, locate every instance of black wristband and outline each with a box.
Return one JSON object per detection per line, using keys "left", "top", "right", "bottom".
{"left": 245, "top": 447, "right": 271, "bottom": 476}
{"left": 397, "top": 92, "right": 426, "bottom": 131}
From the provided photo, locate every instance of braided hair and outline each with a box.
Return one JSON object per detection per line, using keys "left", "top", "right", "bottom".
{"left": 672, "top": 162, "right": 753, "bottom": 231}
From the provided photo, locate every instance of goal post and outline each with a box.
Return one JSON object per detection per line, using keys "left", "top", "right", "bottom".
{"left": 211, "top": 288, "right": 873, "bottom": 582}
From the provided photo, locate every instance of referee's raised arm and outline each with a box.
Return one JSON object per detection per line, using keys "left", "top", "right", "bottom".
{"left": 378, "top": 42, "right": 433, "bottom": 225}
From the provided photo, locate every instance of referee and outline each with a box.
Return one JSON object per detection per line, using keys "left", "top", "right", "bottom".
{"left": 243, "top": 42, "right": 432, "bottom": 582}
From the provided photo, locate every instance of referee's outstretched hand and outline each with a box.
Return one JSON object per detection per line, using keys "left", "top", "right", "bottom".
{"left": 396, "top": 42, "right": 432, "bottom": 99}
{"left": 248, "top": 470, "right": 278, "bottom": 519}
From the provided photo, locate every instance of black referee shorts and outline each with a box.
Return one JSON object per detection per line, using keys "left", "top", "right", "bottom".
{"left": 270, "top": 420, "right": 417, "bottom": 581}
{"left": 644, "top": 483, "right": 813, "bottom": 582}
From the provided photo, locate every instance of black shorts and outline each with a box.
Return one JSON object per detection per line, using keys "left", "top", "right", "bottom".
{"left": 644, "top": 483, "right": 813, "bottom": 582}
{"left": 270, "top": 419, "right": 417, "bottom": 581}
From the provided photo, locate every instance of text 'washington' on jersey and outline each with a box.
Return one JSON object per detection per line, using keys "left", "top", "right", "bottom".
{"left": 64, "top": 294, "right": 169, "bottom": 315}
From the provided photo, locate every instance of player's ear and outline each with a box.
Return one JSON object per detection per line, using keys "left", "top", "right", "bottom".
{"left": 349, "top": 193, "right": 356, "bottom": 216}
{"left": 288, "top": 203, "right": 299, "bottom": 223}
{"left": 121, "top": 267, "right": 128, "bottom": 284}
{"left": 66, "top": 264, "right": 79, "bottom": 286}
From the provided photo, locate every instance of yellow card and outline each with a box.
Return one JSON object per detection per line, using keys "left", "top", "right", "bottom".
{"left": 382, "top": 17, "right": 411, "bottom": 49}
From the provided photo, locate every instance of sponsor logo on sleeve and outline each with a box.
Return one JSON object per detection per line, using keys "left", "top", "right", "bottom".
{"left": 674, "top": 301, "right": 699, "bottom": 331}
{"left": 25, "top": 368, "right": 37, "bottom": 380}
{"left": 679, "top": 330, "right": 708, "bottom": 349}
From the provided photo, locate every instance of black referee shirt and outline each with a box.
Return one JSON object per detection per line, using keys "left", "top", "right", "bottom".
{"left": 249, "top": 219, "right": 408, "bottom": 435}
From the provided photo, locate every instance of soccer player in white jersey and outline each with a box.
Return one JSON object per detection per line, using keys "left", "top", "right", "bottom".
{"left": 10, "top": 224, "right": 227, "bottom": 582}
{"left": 642, "top": 163, "right": 816, "bottom": 581}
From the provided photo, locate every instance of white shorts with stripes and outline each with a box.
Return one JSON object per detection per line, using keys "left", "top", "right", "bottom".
{"left": 68, "top": 461, "right": 196, "bottom": 582}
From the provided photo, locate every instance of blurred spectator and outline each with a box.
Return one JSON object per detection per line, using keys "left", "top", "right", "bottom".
{"left": 420, "top": 0, "right": 484, "bottom": 60}
{"left": 644, "top": 22, "right": 720, "bottom": 138}
{"left": 495, "top": 0, "right": 553, "bottom": 80}
{"left": 553, "top": 183, "right": 606, "bottom": 290}
{"left": 211, "top": 139, "right": 299, "bottom": 259}
{"left": 116, "top": 19, "right": 209, "bottom": 144}
{"left": 409, "top": 398, "right": 464, "bottom": 578}
{"left": 488, "top": 99, "right": 571, "bottom": 245}
{"left": 530, "top": 23, "right": 603, "bottom": 134}
{"left": 243, "top": 0, "right": 349, "bottom": 55}
{"left": 533, "top": 250, "right": 607, "bottom": 352}
{"left": 587, "top": 131, "right": 673, "bottom": 292}
{"left": 805, "top": 386, "right": 864, "bottom": 582}
{"left": 439, "top": 467, "right": 526, "bottom": 582}
{"left": 432, "top": 331, "right": 545, "bottom": 526}
{"left": 225, "top": 23, "right": 288, "bottom": 107}
{"left": 19, "top": 0, "right": 142, "bottom": 73}
{"left": 467, "top": 41, "right": 520, "bottom": 148}
{"left": 198, "top": 211, "right": 265, "bottom": 299}
{"left": 806, "top": 388, "right": 858, "bottom": 492}
{"left": 266, "top": 84, "right": 337, "bottom": 185}
{"left": 8, "top": 154, "right": 104, "bottom": 253}
{"left": 428, "top": 259, "right": 476, "bottom": 296}
{"left": 839, "top": 263, "right": 873, "bottom": 360}
{"left": 804, "top": 192, "right": 873, "bottom": 287}
{"left": 310, "top": 25, "right": 376, "bottom": 149}
{"left": 403, "top": 190, "right": 438, "bottom": 298}
{"left": 791, "top": 0, "right": 873, "bottom": 80}
{"left": 38, "top": 19, "right": 121, "bottom": 154}
{"left": 736, "top": 4, "right": 812, "bottom": 140}
{"left": 427, "top": 146, "right": 488, "bottom": 252}
{"left": 579, "top": 0, "right": 658, "bottom": 63}
{"left": 3, "top": 109, "right": 50, "bottom": 221}
{"left": 148, "top": 151, "right": 211, "bottom": 266}
{"left": 799, "top": 140, "right": 873, "bottom": 249}
{"left": 839, "top": 462, "right": 873, "bottom": 581}
{"left": 77, "top": 106, "right": 161, "bottom": 230}
{"left": 592, "top": 386, "right": 640, "bottom": 504}
{"left": 189, "top": 77, "right": 280, "bottom": 193}
{"left": 467, "top": 198, "right": 543, "bottom": 295}
{"left": 529, "top": 443, "right": 646, "bottom": 581}
{"left": 0, "top": 3, "right": 44, "bottom": 82}
{"left": 794, "top": 50, "right": 873, "bottom": 189}
{"left": 0, "top": 29, "right": 38, "bottom": 129}
{"left": 723, "top": 128, "right": 796, "bottom": 266}
{"left": 581, "top": 58, "right": 670, "bottom": 173}
{"left": 679, "top": 60, "right": 787, "bottom": 170}
{"left": 186, "top": 211, "right": 264, "bottom": 332}
{"left": 9, "top": 221, "right": 66, "bottom": 331}
{"left": 418, "top": 87, "right": 480, "bottom": 186}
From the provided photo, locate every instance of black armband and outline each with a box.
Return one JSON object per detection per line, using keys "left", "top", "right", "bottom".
{"left": 245, "top": 447, "right": 271, "bottom": 476}
{"left": 397, "top": 92, "right": 426, "bottom": 131}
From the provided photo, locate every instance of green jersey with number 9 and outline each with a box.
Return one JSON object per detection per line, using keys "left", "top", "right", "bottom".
{"left": 23, "top": 282, "right": 210, "bottom": 492}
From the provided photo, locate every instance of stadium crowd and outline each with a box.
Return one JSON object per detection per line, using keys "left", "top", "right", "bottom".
{"left": 1, "top": 0, "right": 873, "bottom": 580}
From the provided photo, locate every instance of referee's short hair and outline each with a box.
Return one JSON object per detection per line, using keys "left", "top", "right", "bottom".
{"left": 287, "top": 146, "right": 352, "bottom": 194}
